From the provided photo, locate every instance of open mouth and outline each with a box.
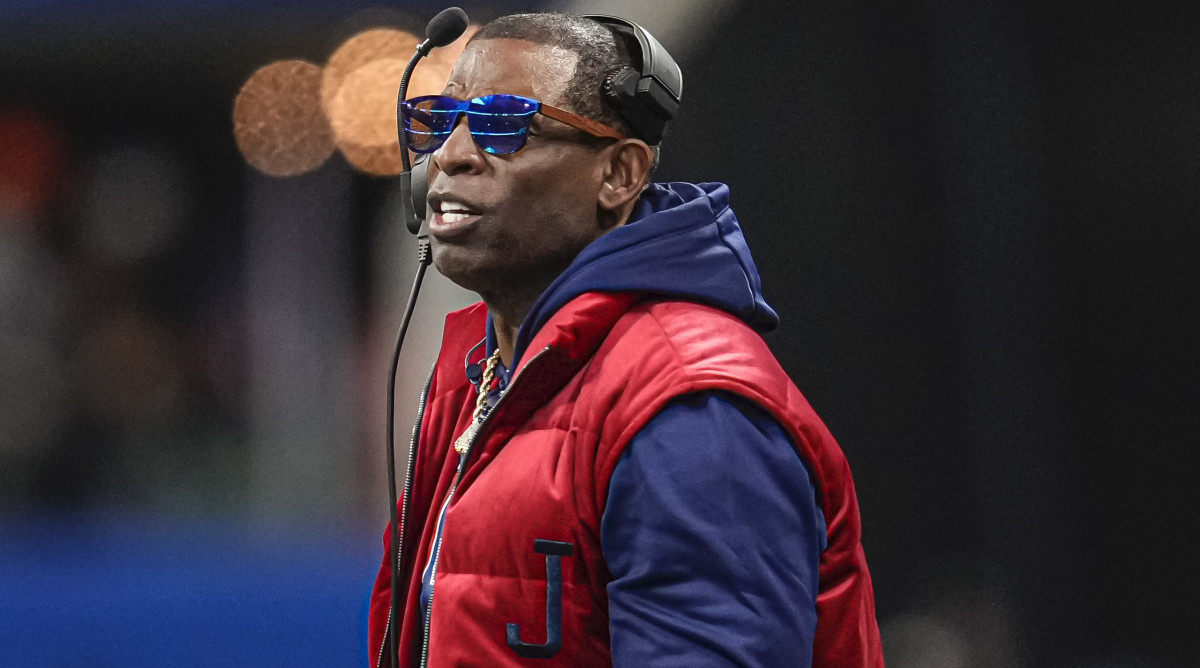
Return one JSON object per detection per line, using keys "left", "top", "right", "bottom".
{"left": 429, "top": 197, "right": 483, "bottom": 237}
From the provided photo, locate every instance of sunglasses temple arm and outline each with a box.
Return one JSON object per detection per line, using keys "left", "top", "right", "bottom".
{"left": 538, "top": 104, "right": 626, "bottom": 141}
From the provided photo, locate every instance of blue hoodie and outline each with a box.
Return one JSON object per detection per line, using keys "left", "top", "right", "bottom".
{"left": 428, "top": 183, "right": 825, "bottom": 664}
{"left": 509, "top": 182, "right": 780, "bottom": 366}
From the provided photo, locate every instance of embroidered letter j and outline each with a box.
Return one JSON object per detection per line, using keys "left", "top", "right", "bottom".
{"left": 506, "top": 539, "right": 574, "bottom": 659}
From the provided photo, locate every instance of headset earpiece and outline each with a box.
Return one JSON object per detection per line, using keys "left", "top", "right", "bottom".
{"left": 603, "top": 67, "right": 640, "bottom": 107}
{"left": 585, "top": 15, "right": 683, "bottom": 146}
{"left": 406, "top": 153, "right": 431, "bottom": 235}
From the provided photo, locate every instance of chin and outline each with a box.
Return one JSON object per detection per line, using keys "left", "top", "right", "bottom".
{"left": 431, "top": 245, "right": 493, "bottom": 293}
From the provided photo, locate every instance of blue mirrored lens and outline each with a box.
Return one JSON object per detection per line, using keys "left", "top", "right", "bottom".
{"left": 465, "top": 95, "right": 537, "bottom": 155}
{"left": 402, "top": 96, "right": 459, "bottom": 153}
{"left": 401, "top": 95, "right": 540, "bottom": 155}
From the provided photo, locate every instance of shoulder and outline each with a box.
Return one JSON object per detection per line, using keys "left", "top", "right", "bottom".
{"left": 581, "top": 299, "right": 803, "bottom": 465}
{"left": 598, "top": 299, "right": 791, "bottom": 395}
{"left": 621, "top": 299, "right": 762, "bottom": 342}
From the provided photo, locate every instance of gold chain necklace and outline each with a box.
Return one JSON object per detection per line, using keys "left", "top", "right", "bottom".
{"left": 453, "top": 348, "right": 502, "bottom": 455}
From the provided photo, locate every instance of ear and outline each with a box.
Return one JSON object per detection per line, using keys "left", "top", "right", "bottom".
{"left": 596, "top": 139, "right": 654, "bottom": 222}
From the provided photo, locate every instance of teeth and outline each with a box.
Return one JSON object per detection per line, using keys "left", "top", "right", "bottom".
{"left": 442, "top": 212, "right": 471, "bottom": 223}
{"left": 440, "top": 201, "right": 472, "bottom": 213}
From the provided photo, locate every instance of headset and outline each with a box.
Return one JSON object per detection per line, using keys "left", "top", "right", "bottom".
{"left": 406, "top": 15, "right": 683, "bottom": 229}
{"left": 585, "top": 14, "right": 683, "bottom": 147}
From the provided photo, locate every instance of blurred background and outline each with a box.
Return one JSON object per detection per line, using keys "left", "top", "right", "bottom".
{"left": 1, "top": 0, "right": 1197, "bottom": 665}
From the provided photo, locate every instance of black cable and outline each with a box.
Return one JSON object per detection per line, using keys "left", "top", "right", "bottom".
{"left": 385, "top": 35, "right": 429, "bottom": 668}
{"left": 384, "top": 240, "right": 429, "bottom": 668}
{"left": 385, "top": 48, "right": 427, "bottom": 667}
{"left": 383, "top": 9, "right": 467, "bottom": 665}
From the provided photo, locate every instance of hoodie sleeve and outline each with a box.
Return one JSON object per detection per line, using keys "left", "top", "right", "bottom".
{"left": 601, "top": 391, "right": 826, "bottom": 667}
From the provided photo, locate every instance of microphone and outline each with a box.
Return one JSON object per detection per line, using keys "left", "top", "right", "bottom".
{"left": 421, "top": 6, "right": 470, "bottom": 55}
{"left": 385, "top": 8, "right": 469, "bottom": 668}
{"left": 398, "top": 6, "right": 469, "bottom": 234}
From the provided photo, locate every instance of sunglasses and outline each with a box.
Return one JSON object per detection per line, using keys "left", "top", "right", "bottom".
{"left": 401, "top": 94, "right": 626, "bottom": 155}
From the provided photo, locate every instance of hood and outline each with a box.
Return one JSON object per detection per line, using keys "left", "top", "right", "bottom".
{"left": 501, "top": 181, "right": 778, "bottom": 369}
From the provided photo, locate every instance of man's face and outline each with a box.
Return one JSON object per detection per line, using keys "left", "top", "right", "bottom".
{"left": 425, "top": 38, "right": 613, "bottom": 296}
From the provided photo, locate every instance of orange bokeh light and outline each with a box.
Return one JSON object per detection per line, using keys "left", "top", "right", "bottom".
{"left": 323, "top": 26, "right": 478, "bottom": 176}
{"left": 233, "top": 60, "right": 335, "bottom": 177}
{"left": 233, "top": 25, "right": 479, "bottom": 178}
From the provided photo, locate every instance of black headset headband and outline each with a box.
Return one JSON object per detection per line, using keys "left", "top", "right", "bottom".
{"left": 583, "top": 14, "right": 682, "bottom": 145}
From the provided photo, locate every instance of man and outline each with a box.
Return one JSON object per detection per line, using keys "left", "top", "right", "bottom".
{"left": 369, "top": 12, "right": 883, "bottom": 667}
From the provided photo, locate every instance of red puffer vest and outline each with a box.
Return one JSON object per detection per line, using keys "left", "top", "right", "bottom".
{"left": 369, "top": 292, "right": 883, "bottom": 667}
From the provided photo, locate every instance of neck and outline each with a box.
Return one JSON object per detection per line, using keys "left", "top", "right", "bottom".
{"left": 480, "top": 288, "right": 541, "bottom": 368}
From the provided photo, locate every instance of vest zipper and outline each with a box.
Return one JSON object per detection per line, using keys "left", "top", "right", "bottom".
{"left": 376, "top": 609, "right": 392, "bottom": 668}
{"left": 379, "top": 363, "right": 437, "bottom": 668}
{"left": 419, "top": 347, "right": 550, "bottom": 668}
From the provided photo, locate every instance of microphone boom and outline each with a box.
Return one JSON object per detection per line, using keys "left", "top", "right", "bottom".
{"left": 384, "top": 7, "right": 469, "bottom": 668}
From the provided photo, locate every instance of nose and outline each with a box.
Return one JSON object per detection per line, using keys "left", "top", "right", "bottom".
{"left": 432, "top": 113, "right": 485, "bottom": 176}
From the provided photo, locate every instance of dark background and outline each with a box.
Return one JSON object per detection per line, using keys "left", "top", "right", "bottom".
{"left": 1, "top": 0, "right": 1197, "bottom": 665}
